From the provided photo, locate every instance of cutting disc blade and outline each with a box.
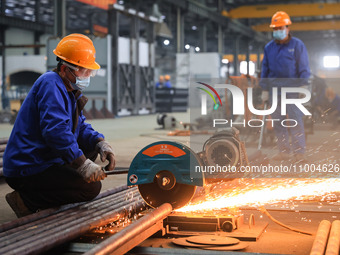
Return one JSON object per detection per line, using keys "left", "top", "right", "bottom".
{"left": 138, "top": 181, "right": 196, "bottom": 209}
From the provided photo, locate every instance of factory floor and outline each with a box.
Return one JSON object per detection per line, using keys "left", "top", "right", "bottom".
{"left": 0, "top": 112, "right": 339, "bottom": 255}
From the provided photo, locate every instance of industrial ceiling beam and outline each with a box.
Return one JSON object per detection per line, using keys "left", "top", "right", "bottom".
{"left": 224, "top": 3, "right": 340, "bottom": 19}
{"left": 162, "top": 0, "right": 267, "bottom": 43}
{"left": 0, "top": 15, "right": 53, "bottom": 34}
{"left": 253, "top": 20, "right": 340, "bottom": 32}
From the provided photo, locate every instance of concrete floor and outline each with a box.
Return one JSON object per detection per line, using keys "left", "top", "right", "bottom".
{"left": 0, "top": 112, "right": 339, "bottom": 255}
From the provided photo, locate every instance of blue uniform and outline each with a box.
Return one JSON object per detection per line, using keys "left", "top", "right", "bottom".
{"left": 3, "top": 71, "right": 104, "bottom": 177}
{"left": 260, "top": 36, "right": 311, "bottom": 154}
{"left": 164, "top": 81, "right": 172, "bottom": 88}
{"left": 260, "top": 36, "right": 310, "bottom": 90}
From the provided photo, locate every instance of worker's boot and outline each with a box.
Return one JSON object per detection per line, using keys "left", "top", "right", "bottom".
{"left": 271, "top": 153, "right": 291, "bottom": 161}
{"left": 6, "top": 191, "right": 33, "bottom": 218}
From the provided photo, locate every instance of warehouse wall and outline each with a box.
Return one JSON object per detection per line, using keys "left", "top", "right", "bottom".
{"left": 4, "top": 28, "right": 51, "bottom": 56}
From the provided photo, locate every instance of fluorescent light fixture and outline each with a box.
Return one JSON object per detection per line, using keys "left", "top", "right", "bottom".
{"left": 240, "top": 61, "right": 255, "bottom": 75}
{"left": 163, "top": 39, "right": 170, "bottom": 46}
{"left": 323, "top": 56, "right": 339, "bottom": 68}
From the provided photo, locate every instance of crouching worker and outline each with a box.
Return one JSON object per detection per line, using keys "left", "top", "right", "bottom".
{"left": 3, "top": 34, "right": 115, "bottom": 218}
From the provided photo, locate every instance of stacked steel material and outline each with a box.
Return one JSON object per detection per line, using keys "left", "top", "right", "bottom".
{"left": 0, "top": 185, "right": 146, "bottom": 255}
{"left": 0, "top": 137, "right": 8, "bottom": 177}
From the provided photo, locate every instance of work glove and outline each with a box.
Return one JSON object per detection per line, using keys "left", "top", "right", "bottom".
{"left": 96, "top": 141, "right": 116, "bottom": 171}
{"left": 261, "top": 91, "right": 269, "bottom": 103}
{"left": 76, "top": 159, "right": 107, "bottom": 183}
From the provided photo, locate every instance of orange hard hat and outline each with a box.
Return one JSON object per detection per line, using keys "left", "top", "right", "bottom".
{"left": 165, "top": 75, "right": 170, "bottom": 80}
{"left": 270, "top": 11, "right": 292, "bottom": 28}
{"left": 53, "top": 33, "right": 100, "bottom": 70}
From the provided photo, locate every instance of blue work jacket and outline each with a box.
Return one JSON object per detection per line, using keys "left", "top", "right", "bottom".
{"left": 260, "top": 36, "right": 311, "bottom": 91}
{"left": 3, "top": 71, "right": 104, "bottom": 177}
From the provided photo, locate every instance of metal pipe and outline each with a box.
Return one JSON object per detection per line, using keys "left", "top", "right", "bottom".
{"left": 0, "top": 194, "right": 141, "bottom": 250}
{"left": 0, "top": 197, "right": 145, "bottom": 255}
{"left": 0, "top": 185, "right": 131, "bottom": 233}
{"left": 325, "top": 220, "right": 340, "bottom": 255}
{"left": 310, "top": 220, "right": 331, "bottom": 255}
{"left": 0, "top": 138, "right": 8, "bottom": 144}
{"left": 0, "top": 188, "right": 138, "bottom": 239}
{"left": 84, "top": 203, "right": 172, "bottom": 255}
{"left": 0, "top": 194, "right": 140, "bottom": 248}
{"left": 5, "top": 200, "right": 146, "bottom": 255}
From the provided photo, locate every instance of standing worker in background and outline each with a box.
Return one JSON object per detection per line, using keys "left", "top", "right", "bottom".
{"left": 156, "top": 75, "right": 164, "bottom": 88}
{"left": 3, "top": 34, "right": 115, "bottom": 218}
{"left": 164, "top": 75, "right": 172, "bottom": 88}
{"left": 260, "top": 11, "right": 311, "bottom": 163}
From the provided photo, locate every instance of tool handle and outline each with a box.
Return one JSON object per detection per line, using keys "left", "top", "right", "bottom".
{"left": 103, "top": 167, "right": 129, "bottom": 175}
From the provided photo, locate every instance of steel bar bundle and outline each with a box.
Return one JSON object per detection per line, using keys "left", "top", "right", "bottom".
{"left": 0, "top": 185, "right": 130, "bottom": 233}
{"left": 85, "top": 203, "right": 172, "bottom": 255}
{"left": 0, "top": 137, "right": 8, "bottom": 176}
{"left": 0, "top": 185, "right": 146, "bottom": 255}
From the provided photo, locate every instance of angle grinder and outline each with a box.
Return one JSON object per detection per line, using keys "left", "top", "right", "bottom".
{"left": 123, "top": 129, "right": 246, "bottom": 210}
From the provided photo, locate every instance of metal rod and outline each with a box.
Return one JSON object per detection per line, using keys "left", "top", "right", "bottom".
{"left": 0, "top": 194, "right": 140, "bottom": 247}
{"left": 84, "top": 203, "right": 172, "bottom": 255}
{"left": 0, "top": 192, "right": 141, "bottom": 248}
{"left": 0, "top": 185, "right": 131, "bottom": 233}
{"left": 5, "top": 200, "right": 146, "bottom": 255}
{"left": 104, "top": 169, "right": 129, "bottom": 175}
{"left": 0, "top": 197, "right": 145, "bottom": 255}
{"left": 0, "top": 138, "right": 8, "bottom": 144}
{"left": 310, "top": 220, "right": 331, "bottom": 255}
{"left": 0, "top": 188, "right": 138, "bottom": 239}
{"left": 325, "top": 220, "right": 340, "bottom": 255}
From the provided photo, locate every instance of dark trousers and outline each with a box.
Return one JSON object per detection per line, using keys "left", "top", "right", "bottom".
{"left": 6, "top": 163, "right": 102, "bottom": 212}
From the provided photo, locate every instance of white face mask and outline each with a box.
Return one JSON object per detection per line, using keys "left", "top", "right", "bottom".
{"left": 68, "top": 67, "right": 91, "bottom": 91}
{"left": 273, "top": 28, "right": 287, "bottom": 40}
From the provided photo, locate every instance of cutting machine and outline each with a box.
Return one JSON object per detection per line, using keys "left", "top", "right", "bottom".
{"left": 126, "top": 128, "right": 248, "bottom": 210}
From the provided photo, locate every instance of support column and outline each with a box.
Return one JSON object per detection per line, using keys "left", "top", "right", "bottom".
{"left": 199, "top": 23, "right": 207, "bottom": 52}
{"left": 108, "top": 7, "right": 119, "bottom": 115}
{"left": 131, "top": 16, "right": 140, "bottom": 114}
{"left": 218, "top": 25, "right": 223, "bottom": 54}
{"left": 234, "top": 36, "right": 240, "bottom": 75}
{"left": 246, "top": 39, "right": 250, "bottom": 75}
{"left": 257, "top": 44, "right": 262, "bottom": 74}
{"left": 218, "top": 0, "right": 224, "bottom": 55}
{"left": 0, "top": 27, "right": 8, "bottom": 110}
{"left": 54, "top": 0, "right": 66, "bottom": 37}
{"left": 176, "top": 8, "right": 184, "bottom": 53}
{"left": 34, "top": 32, "right": 41, "bottom": 55}
{"left": 146, "top": 20, "right": 155, "bottom": 110}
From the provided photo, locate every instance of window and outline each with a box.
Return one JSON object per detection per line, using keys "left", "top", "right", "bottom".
{"left": 323, "top": 56, "right": 340, "bottom": 68}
